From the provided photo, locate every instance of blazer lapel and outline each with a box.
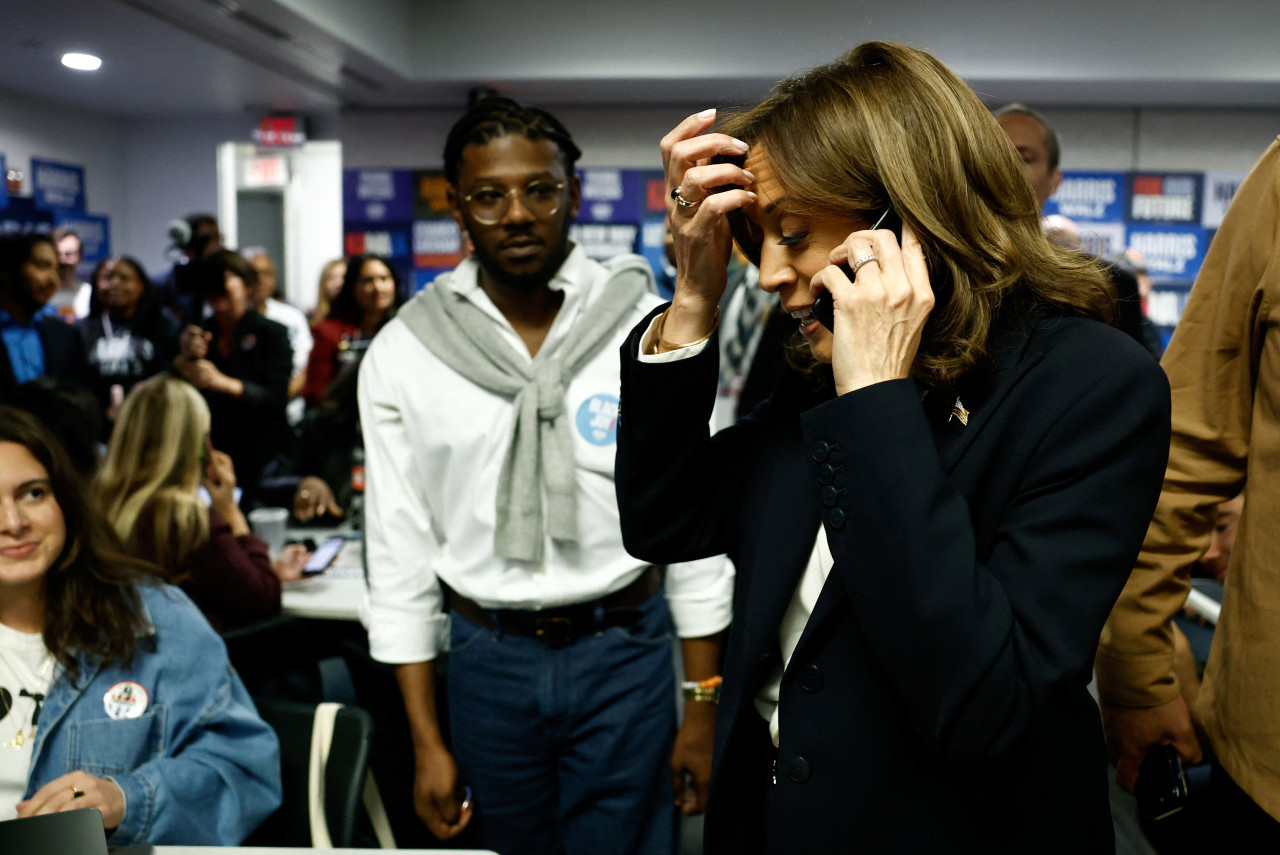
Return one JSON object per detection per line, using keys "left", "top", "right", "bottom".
{"left": 928, "top": 310, "right": 1046, "bottom": 474}
{"left": 796, "top": 309, "right": 1047, "bottom": 646}
{"left": 736, "top": 372, "right": 830, "bottom": 659}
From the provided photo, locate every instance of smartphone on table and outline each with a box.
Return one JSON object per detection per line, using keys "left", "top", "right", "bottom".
{"left": 303, "top": 535, "right": 346, "bottom": 576}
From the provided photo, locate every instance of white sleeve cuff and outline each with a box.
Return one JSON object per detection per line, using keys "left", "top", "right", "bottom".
{"left": 361, "top": 598, "right": 451, "bottom": 663}
{"left": 664, "top": 555, "right": 735, "bottom": 638}
{"left": 635, "top": 315, "right": 713, "bottom": 363}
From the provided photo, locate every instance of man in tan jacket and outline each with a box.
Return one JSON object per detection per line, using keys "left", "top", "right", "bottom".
{"left": 1096, "top": 138, "right": 1280, "bottom": 837}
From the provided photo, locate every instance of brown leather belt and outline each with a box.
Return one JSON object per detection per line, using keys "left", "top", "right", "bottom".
{"left": 444, "top": 566, "right": 662, "bottom": 648}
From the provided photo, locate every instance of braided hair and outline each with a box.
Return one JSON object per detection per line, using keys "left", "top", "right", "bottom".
{"left": 443, "top": 97, "right": 582, "bottom": 186}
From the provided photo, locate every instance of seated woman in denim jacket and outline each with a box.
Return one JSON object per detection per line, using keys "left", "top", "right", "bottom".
{"left": 0, "top": 405, "right": 281, "bottom": 844}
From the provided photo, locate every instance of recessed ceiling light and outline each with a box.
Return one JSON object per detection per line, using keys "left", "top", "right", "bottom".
{"left": 61, "top": 53, "right": 101, "bottom": 71}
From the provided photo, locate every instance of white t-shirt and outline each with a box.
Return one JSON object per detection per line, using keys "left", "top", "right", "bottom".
{"left": 264, "top": 298, "right": 314, "bottom": 425}
{"left": 0, "top": 621, "right": 55, "bottom": 820}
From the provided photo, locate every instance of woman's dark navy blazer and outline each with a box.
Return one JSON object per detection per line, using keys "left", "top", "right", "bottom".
{"left": 616, "top": 303, "right": 1170, "bottom": 854}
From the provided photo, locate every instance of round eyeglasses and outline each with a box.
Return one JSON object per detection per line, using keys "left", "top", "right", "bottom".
{"left": 463, "top": 180, "right": 567, "bottom": 225}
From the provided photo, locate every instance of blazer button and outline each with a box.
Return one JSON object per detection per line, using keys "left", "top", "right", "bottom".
{"left": 798, "top": 664, "right": 824, "bottom": 693}
{"left": 811, "top": 441, "right": 836, "bottom": 462}
{"left": 820, "top": 485, "right": 841, "bottom": 508}
{"left": 825, "top": 507, "right": 848, "bottom": 531}
{"left": 817, "top": 464, "right": 838, "bottom": 485}
{"left": 785, "top": 754, "right": 811, "bottom": 783}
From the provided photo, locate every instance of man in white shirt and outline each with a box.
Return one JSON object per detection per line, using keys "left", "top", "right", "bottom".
{"left": 49, "top": 227, "right": 91, "bottom": 321}
{"left": 358, "top": 98, "right": 733, "bottom": 855}
{"left": 244, "top": 249, "right": 312, "bottom": 424}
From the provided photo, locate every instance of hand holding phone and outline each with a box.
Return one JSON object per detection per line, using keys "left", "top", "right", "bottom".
{"left": 812, "top": 207, "right": 904, "bottom": 332}
{"left": 302, "top": 536, "right": 345, "bottom": 576}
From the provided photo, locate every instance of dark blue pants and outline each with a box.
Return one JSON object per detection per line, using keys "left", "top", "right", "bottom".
{"left": 447, "top": 590, "right": 678, "bottom": 855}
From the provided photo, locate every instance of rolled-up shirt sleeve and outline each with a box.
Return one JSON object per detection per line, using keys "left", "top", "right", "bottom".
{"left": 665, "top": 555, "right": 734, "bottom": 638}
{"left": 358, "top": 338, "right": 450, "bottom": 662}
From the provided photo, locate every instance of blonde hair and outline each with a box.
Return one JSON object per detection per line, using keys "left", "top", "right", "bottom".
{"left": 721, "top": 41, "right": 1113, "bottom": 391}
{"left": 94, "top": 375, "right": 211, "bottom": 580}
{"left": 312, "top": 257, "right": 346, "bottom": 322}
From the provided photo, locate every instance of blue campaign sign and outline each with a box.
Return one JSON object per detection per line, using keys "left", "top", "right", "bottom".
{"left": 1126, "top": 223, "right": 1207, "bottom": 283}
{"left": 1044, "top": 172, "right": 1126, "bottom": 221}
{"left": 31, "top": 158, "right": 86, "bottom": 212}
{"left": 1127, "top": 173, "right": 1203, "bottom": 224}
{"left": 54, "top": 212, "right": 110, "bottom": 264}
{"left": 1146, "top": 283, "right": 1193, "bottom": 346}
{"left": 343, "top": 169, "right": 416, "bottom": 222}
{"left": 0, "top": 154, "right": 7, "bottom": 209}
{"left": 576, "top": 168, "right": 644, "bottom": 224}
{"left": 0, "top": 197, "right": 54, "bottom": 234}
{"left": 569, "top": 222, "right": 639, "bottom": 261}
{"left": 343, "top": 222, "right": 413, "bottom": 261}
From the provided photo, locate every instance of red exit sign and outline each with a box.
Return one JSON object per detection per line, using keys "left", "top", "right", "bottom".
{"left": 255, "top": 116, "right": 305, "bottom": 148}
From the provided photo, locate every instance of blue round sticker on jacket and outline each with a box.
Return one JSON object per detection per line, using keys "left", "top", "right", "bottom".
{"left": 576, "top": 394, "right": 620, "bottom": 446}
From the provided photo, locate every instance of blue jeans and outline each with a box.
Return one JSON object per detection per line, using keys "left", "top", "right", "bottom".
{"left": 447, "top": 590, "right": 678, "bottom": 855}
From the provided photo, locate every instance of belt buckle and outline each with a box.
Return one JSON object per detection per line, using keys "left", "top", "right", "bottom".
{"left": 534, "top": 616, "right": 575, "bottom": 648}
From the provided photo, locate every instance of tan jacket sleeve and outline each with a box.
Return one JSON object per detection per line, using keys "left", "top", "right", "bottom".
{"left": 1095, "top": 137, "right": 1280, "bottom": 708}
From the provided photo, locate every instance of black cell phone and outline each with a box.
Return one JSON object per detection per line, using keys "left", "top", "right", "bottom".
{"left": 812, "top": 207, "right": 904, "bottom": 332}
{"left": 1134, "top": 744, "right": 1190, "bottom": 822}
{"left": 303, "top": 536, "right": 345, "bottom": 576}
{"left": 710, "top": 153, "right": 763, "bottom": 268}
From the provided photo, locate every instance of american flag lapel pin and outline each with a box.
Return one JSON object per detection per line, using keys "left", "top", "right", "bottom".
{"left": 949, "top": 397, "right": 969, "bottom": 426}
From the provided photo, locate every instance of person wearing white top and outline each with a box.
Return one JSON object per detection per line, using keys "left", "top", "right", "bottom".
{"left": 358, "top": 98, "right": 732, "bottom": 855}
{"left": 245, "top": 249, "right": 312, "bottom": 424}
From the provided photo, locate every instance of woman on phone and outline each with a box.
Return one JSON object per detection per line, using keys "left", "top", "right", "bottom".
{"left": 0, "top": 405, "right": 280, "bottom": 843}
{"left": 616, "top": 42, "right": 1170, "bottom": 853}
{"left": 94, "top": 375, "right": 306, "bottom": 633}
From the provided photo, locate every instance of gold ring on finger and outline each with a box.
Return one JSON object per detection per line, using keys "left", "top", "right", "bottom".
{"left": 71, "top": 785, "right": 85, "bottom": 799}
{"left": 671, "top": 187, "right": 699, "bottom": 208}
{"left": 851, "top": 254, "right": 880, "bottom": 274}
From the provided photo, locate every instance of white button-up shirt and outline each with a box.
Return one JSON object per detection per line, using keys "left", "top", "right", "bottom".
{"left": 359, "top": 247, "right": 734, "bottom": 664}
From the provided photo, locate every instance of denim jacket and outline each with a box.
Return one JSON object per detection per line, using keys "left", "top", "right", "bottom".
{"left": 23, "top": 584, "right": 282, "bottom": 845}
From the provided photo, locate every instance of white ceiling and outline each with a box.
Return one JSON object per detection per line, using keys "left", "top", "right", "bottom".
{"left": 3, "top": 0, "right": 1280, "bottom": 118}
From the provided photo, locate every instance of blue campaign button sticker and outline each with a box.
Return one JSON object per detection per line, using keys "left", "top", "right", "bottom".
{"left": 576, "top": 394, "right": 620, "bottom": 446}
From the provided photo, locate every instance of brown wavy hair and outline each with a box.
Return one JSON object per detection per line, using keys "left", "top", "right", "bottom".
{"left": 0, "top": 406, "right": 153, "bottom": 684}
{"left": 720, "top": 41, "right": 1114, "bottom": 391}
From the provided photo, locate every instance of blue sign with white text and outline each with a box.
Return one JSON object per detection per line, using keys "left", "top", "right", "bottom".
{"left": 1127, "top": 173, "right": 1203, "bottom": 224}
{"left": 31, "top": 158, "right": 86, "bottom": 212}
{"left": 54, "top": 212, "right": 111, "bottom": 264}
{"left": 343, "top": 169, "right": 416, "bottom": 222}
{"left": 1044, "top": 172, "right": 1126, "bottom": 222}
{"left": 576, "top": 168, "right": 644, "bottom": 224}
{"left": 1126, "top": 223, "right": 1207, "bottom": 283}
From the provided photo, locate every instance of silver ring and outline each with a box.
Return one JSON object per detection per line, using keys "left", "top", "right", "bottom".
{"left": 851, "top": 254, "right": 880, "bottom": 274}
{"left": 671, "top": 186, "right": 699, "bottom": 208}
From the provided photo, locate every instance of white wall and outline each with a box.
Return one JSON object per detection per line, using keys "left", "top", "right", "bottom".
{"left": 0, "top": 83, "right": 128, "bottom": 233}
{"left": 121, "top": 113, "right": 258, "bottom": 275}
{"left": 341, "top": 104, "right": 1280, "bottom": 174}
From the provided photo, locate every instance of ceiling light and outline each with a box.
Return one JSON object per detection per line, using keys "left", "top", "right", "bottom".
{"left": 61, "top": 53, "right": 102, "bottom": 71}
